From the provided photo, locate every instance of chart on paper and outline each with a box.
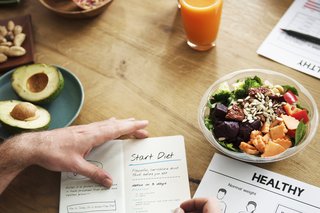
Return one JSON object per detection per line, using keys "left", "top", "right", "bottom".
{"left": 257, "top": 0, "right": 320, "bottom": 79}
{"left": 195, "top": 154, "right": 320, "bottom": 213}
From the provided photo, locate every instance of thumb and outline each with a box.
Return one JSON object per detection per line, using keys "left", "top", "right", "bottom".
{"left": 173, "top": 207, "right": 185, "bottom": 213}
{"left": 76, "top": 159, "right": 113, "bottom": 188}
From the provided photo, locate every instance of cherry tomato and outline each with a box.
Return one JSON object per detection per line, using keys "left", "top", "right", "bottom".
{"left": 287, "top": 129, "right": 296, "bottom": 138}
{"left": 283, "top": 91, "right": 298, "bottom": 104}
{"left": 291, "top": 110, "right": 309, "bottom": 123}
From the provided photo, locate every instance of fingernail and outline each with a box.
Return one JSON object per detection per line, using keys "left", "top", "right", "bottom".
{"left": 102, "top": 171, "right": 113, "bottom": 188}
{"left": 102, "top": 178, "right": 113, "bottom": 188}
{"left": 173, "top": 207, "right": 183, "bottom": 213}
{"left": 139, "top": 120, "right": 149, "bottom": 125}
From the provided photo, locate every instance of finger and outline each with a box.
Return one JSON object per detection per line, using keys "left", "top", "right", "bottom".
{"left": 132, "top": 129, "right": 149, "bottom": 139}
{"left": 173, "top": 207, "right": 185, "bottom": 213}
{"left": 91, "top": 120, "right": 149, "bottom": 146}
{"left": 75, "top": 158, "right": 113, "bottom": 188}
{"left": 120, "top": 118, "right": 135, "bottom": 121}
{"left": 94, "top": 117, "right": 135, "bottom": 126}
{"left": 118, "top": 129, "right": 149, "bottom": 139}
{"left": 203, "top": 198, "right": 219, "bottom": 213}
{"left": 180, "top": 198, "right": 208, "bottom": 211}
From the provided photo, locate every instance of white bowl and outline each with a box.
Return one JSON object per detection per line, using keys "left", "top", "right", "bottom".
{"left": 198, "top": 69, "right": 319, "bottom": 163}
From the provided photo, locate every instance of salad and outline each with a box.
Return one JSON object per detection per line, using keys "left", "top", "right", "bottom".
{"left": 205, "top": 76, "right": 309, "bottom": 157}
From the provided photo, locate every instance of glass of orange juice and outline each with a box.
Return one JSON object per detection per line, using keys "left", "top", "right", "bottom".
{"left": 180, "top": 0, "right": 223, "bottom": 51}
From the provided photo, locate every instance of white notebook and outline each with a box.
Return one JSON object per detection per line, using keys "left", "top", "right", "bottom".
{"left": 59, "top": 135, "right": 190, "bottom": 213}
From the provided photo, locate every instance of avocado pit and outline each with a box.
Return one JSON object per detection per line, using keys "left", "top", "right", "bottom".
{"left": 10, "top": 102, "right": 38, "bottom": 121}
{"left": 0, "top": 100, "right": 51, "bottom": 133}
{"left": 27, "top": 72, "right": 49, "bottom": 93}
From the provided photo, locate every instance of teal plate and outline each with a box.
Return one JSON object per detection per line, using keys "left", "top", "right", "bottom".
{"left": 0, "top": 65, "right": 84, "bottom": 139}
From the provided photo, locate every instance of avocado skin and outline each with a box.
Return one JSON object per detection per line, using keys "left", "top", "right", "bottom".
{"left": 11, "top": 64, "right": 65, "bottom": 104}
{"left": 0, "top": 120, "right": 50, "bottom": 134}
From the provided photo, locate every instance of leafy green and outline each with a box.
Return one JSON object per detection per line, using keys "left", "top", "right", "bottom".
{"left": 207, "top": 99, "right": 214, "bottom": 109}
{"left": 204, "top": 117, "right": 213, "bottom": 131}
{"left": 218, "top": 140, "right": 240, "bottom": 152}
{"left": 282, "top": 85, "right": 299, "bottom": 96}
{"left": 295, "top": 121, "right": 307, "bottom": 146}
{"left": 225, "top": 143, "right": 238, "bottom": 152}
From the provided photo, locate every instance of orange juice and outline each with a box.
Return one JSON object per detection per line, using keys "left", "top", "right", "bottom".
{"left": 180, "top": 0, "right": 223, "bottom": 51}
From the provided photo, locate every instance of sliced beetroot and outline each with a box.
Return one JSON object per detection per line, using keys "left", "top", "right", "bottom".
{"left": 209, "top": 103, "right": 228, "bottom": 121}
{"left": 228, "top": 136, "right": 243, "bottom": 147}
{"left": 236, "top": 136, "right": 244, "bottom": 146}
{"left": 213, "top": 121, "right": 239, "bottom": 139}
{"left": 250, "top": 120, "right": 262, "bottom": 130}
{"left": 239, "top": 122, "right": 253, "bottom": 142}
{"left": 238, "top": 120, "right": 261, "bottom": 142}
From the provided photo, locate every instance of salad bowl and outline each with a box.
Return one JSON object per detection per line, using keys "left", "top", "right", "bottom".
{"left": 198, "top": 69, "right": 318, "bottom": 163}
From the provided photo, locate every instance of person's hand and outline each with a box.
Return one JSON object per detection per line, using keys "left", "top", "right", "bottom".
{"left": 33, "top": 118, "right": 149, "bottom": 187}
{"left": 174, "top": 197, "right": 219, "bottom": 213}
{"left": 0, "top": 118, "right": 148, "bottom": 193}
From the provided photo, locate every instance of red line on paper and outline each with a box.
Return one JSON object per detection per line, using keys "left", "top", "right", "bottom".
{"left": 304, "top": 3, "right": 320, "bottom": 12}
{"left": 308, "top": 0, "right": 320, "bottom": 6}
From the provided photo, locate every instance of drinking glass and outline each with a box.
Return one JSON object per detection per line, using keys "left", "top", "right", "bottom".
{"left": 180, "top": 0, "right": 223, "bottom": 51}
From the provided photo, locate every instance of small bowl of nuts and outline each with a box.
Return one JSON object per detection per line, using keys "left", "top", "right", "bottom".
{"left": 198, "top": 69, "right": 318, "bottom": 163}
{"left": 39, "top": 0, "right": 113, "bottom": 19}
{"left": 0, "top": 15, "right": 34, "bottom": 73}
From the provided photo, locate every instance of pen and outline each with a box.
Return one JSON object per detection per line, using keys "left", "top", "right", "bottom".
{"left": 281, "top": 28, "right": 320, "bottom": 45}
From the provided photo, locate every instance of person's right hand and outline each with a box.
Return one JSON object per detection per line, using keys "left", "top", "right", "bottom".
{"left": 174, "top": 197, "right": 219, "bottom": 213}
{"left": 1, "top": 118, "right": 148, "bottom": 192}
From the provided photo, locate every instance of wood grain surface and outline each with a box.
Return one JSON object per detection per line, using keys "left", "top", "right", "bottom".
{"left": 1, "top": 0, "right": 319, "bottom": 212}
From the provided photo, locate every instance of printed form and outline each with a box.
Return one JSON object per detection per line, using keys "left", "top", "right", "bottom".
{"left": 257, "top": 0, "right": 320, "bottom": 79}
{"left": 59, "top": 136, "right": 190, "bottom": 213}
{"left": 195, "top": 154, "right": 320, "bottom": 213}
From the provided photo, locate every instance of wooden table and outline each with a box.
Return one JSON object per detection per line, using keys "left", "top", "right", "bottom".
{"left": 1, "top": 0, "right": 319, "bottom": 212}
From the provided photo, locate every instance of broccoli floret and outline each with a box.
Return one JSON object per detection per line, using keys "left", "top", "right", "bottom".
{"left": 212, "top": 91, "right": 232, "bottom": 105}
{"left": 243, "top": 76, "right": 262, "bottom": 91}
{"left": 233, "top": 89, "right": 247, "bottom": 99}
{"left": 232, "top": 76, "right": 262, "bottom": 99}
{"left": 211, "top": 82, "right": 232, "bottom": 105}
{"left": 253, "top": 76, "right": 262, "bottom": 84}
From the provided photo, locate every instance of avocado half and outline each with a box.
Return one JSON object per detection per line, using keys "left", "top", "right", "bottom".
{"left": 11, "top": 64, "right": 64, "bottom": 104}
{"left": 0, "top": 100, "right": 51, "bottom": 134}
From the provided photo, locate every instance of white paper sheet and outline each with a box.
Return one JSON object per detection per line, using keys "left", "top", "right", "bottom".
{"left": 257, "top": 0, "right": 320, "bottom": 79}
{"left": 195, "top": 154, "right": 320, "bottom": 213}
{"left": 59, "top": 136, "right": 190, "bottom": 213}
